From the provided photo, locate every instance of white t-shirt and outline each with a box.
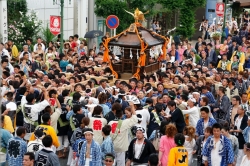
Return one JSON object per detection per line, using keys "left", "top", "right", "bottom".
{"left": 136, "top": 109, "right": 150, "bottom": 134}
{"left": 240, "top": 155, "right": 250, "bottom": 166}
{"left": 182, "top": 106, "right": 200, "bottom": 127}
{"left": 134, "top": 140, "right": 143, "bottom": 159}
{"left": 235, "top": 116, "right": 243, "bottom": 136}
{"left": 211, "top": 141, "right": 222, "bottom": 166}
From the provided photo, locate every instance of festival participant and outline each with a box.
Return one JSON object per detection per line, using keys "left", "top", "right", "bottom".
{"left": 213, "top": 86, "right": 230, "bottom": 119}
{"left": 71, "top": 128, "right": 86, "bottom": 166}
{"left": 231, "top": 104, "right": 248, "bottom": 165}
{"left": 23, "top": 152, "right": 35, "bottom": 166}
{"left": 6, "top": 127, "right": 27, "bottom": 166}
{"left": 89, "top": 105, "right": 107, "bottom": 145}
{"left": 108, "top": 101, "right": 137, "bottom": 166}
{"left": 21, "top": 85, "right": 50, "bottom": 140}
{"left": 126, "top": 127, "right": 156, "bottom": 166}
{"left": 98, "top": 92, "right": 110, "bottom": 117}
{"left": 168, "top": 133, "right": 188, "bottom": 166}
{"left": 194, "top": 126, "right": 212, "bottom": 166}
{"left": 104, "top": 153, "right": 115, "bottom": 166}
{"left": 221, "top": 125, "right": 239, "bottom": 165}
{"left": 30, "top": 113, "right": 60, "bottom": 151}
{"left": 181, "top": 97, "right": 200, "bottom": 128}
{"left": 202, "top": 123, "right": 234, "bottom": 166}
{"left": 166, "top": 101, "right": 186, "bottom": 133}
{"left": 78, "top": 128, "right": 102, "bottom": 166}
{"left": 101, "top": 125, "right": 115, "bottom": 163}
{"left": 147, "top": 103, "right": 164, "bottom": 138}
{"left": 27, "top": 129, "right": 44, "bottom": 153}
{"left": 35, "top": 135, "right": 60, "bottom": 165}
{"left": 196, "top": 107, "right": 217, "bottom": 137}
{"left": 0, "top": 115, "right": 12, "bottom": 166}
{"left": 226, "top": 95, "right": 241, "bottom": 125}
{"left": 33, "top": 37, "right": 45, "bottom": 52}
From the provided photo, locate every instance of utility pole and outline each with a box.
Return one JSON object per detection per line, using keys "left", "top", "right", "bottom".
{"left": 60, "top": 0, "right": 64, "bottom": 54}
{"left": 221, "top": 0, "right": 228, "bottom": 43}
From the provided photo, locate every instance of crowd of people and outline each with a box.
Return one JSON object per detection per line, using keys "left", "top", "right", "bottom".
{"left": 1, "top": 13, "right": 250, "bottom": 166}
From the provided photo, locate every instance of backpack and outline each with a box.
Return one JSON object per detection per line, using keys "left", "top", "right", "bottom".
{"left": 152, "top": 130, "right": 161, "bottom": 152}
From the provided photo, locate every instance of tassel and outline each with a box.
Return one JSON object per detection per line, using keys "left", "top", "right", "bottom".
{"left": 130, "top": 48, "right": 133, "bottom": 59}
{"left": 137, "top": 49, "right": 139, "bottom": 59}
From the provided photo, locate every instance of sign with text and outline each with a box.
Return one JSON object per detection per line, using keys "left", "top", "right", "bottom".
{"left": 50, "top": 15, "right": 61, "bottom": 36}
{"left": 216, "top": 2, "right": 224, "bottom": 17}
{"left": 0, "top": 0, "right": 8, "bottom": 43}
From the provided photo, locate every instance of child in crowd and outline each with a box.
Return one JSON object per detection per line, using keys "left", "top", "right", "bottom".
{"left": 168, "top": 133, "right": 188, "bottom": 166}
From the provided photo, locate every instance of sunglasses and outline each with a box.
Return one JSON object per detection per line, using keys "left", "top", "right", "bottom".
{"left": 105, "top": 159, "right": 113, "bottom": 163}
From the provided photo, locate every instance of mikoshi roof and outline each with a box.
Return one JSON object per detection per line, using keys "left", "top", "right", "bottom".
{"left": 108, "top": 23, "right": 166, "bottom": 48}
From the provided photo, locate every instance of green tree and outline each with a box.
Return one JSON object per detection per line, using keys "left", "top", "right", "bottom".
{"left": 164, "top": 0, "right": 206, "bottom": 39}
{"left": 95, "top": 0, "right": 158, "bottom": 33}
{"left": 40, "top": 24, "right": 57, "bottom": 46}
{"left": 8, "top": 10, "right": 42, "bottom": 50}
{"left": 7, "top": 0, "right": 28, "bottom": 24}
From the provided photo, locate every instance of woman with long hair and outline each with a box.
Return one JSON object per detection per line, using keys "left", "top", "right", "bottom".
{"left": 183, "top": 126, "right": 196, "bottom": 165}
{"left": 158, "top": 124, "right": 177, "bottom": 166}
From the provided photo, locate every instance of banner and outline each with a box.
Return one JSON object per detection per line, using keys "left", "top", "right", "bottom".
{"left": 0, "top": 0, "right": 8, "bottom": 43}
{"left": 50, "top": 15, "right": 61, "bottom": 36}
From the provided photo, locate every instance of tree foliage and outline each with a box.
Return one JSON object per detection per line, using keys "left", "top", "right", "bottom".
{"left": 95, "top": 0, "right": 158, "bottom": 33}
{"left": 40, "top": 24, "right": 57, "bottom": 46}
{"left": 8, "top": 10, "right": 42, "bottom": 50}
{"left": 7, "top": 0, "right": 28, "bottom": 23}
{"left": 159, "top": 0, "right": 206, "bottom": 38}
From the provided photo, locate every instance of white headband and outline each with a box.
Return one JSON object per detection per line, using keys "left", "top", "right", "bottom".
{"left": 84, "top": 131, "right": 94, "bottom": 135}
{"left": 189, "top": 97, "right": 196, "bottom": 103}
{"left": 146, "top": 87, "right": 153, "bottom": 94}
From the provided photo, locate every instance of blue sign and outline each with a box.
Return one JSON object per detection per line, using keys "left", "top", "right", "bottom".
{"left": 106, "top": 15, "right": 119, "bottom": 29}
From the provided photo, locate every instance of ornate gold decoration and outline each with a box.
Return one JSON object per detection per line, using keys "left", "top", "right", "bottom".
{"left": 124, "top": 8, "right": 149, "bottom": 23}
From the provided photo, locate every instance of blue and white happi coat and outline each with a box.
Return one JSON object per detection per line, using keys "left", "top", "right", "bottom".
{"left": 72, "top": 137, "right": 85, "bottom": 157}
{"left": 6, "top": 136, "right": 27, "bottom": 166}
{"left": 196, "top": 118, "right": 217, "bottom": 136}
{"left": 202, "top": 135, "right": 234, "bottom": 166}
{"left": 78, "top": 140, "right": 102, "bottom": 166}
{"left": 101, "top": 136, "right": 115, "bottom": 160}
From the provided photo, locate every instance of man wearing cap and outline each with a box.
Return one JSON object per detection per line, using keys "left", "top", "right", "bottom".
{"left": 27, "top": 129, "right": 44, "bottom": 153}
{"left": 126, "top": 127, "right": 156, "bottom": 166}
{"left": 108, "top": 101, "right": 137, "bottom": 166}
{"left": 181, "top": 97, "right": 200, "bottom": 127}
{"left": 78, "top": 128, "right": 102, "bottom": 166}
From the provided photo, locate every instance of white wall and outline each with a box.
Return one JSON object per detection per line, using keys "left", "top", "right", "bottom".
{"left": 26, "top": 0, "right": 75, "bottom": 39}
{"left": 78, "top": 0, "right": 88, "bottom": 38}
